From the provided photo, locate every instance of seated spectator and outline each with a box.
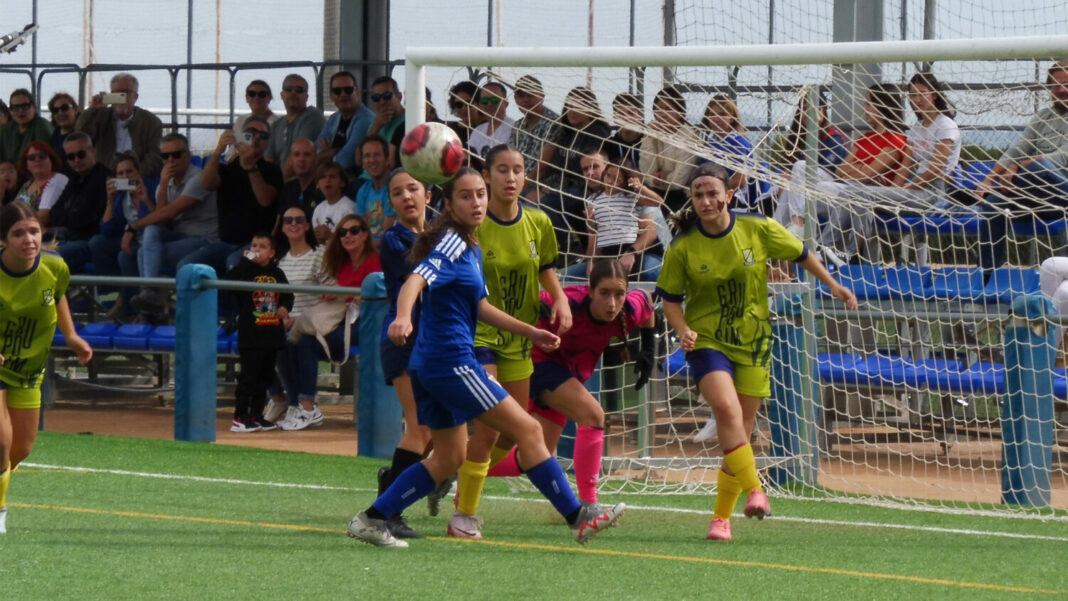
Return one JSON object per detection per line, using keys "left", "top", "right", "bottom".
{"left": 566, "top": 161, "right": 664, "bottom": 283}
{"left": 977, "top": 59, "right": 1068, "bottom": 270}
{"left": 608, "top": 93, "right": 644, "bottom": 170}
{"left": 52, "top": 132, "right": 112, "bottom": 273}
{"left": 0, "top": 100, "right": 9, "bottom": 127}
{"left": 352, "top": 134, "right": 394, "bottom": 243}
{"left": 778, "top": 92, "right": 849, "bottom": 173}
{"left": 367, "top": 76, "right": 406, "bottom": 168}
{"left": 277, "top": 138, "right": 323, "bottom": 217}
{"left": 640, "top": 86, "right": 701, "bottom": 216}
{"left": 127, "top": 133, "right": 219, "bottom": 319}
{"left": 13, "top": 142, "right": 68, "bottom": 226}
{"left": 91, "top": 152, "right": 155, "bottom": 320}
{"left": 270, "top": 203, "right": 327, "bottom": 424}
{"left": 446, "top": 80, "right": 483, "bottom": 157}
{"left": 187, "top": 116, "right": 283, "bottom": 275}
{"left": 76, "top": 73, "right": 163, "bottom": 177}
{"left": 47, "top": 93, "right": 80, "bottom": 159}
{"left": 280, "top": 215, "right": 381, "bottom": 431}
{"left": 226, "top": 80, "right": 279, "bottom": 163}
{"left": 509, "top": 75, "right": 560, "bottom": 201}
{"left": 316, "top": 70, "right": 374, "bottom": 172}
{"left": 0, "top": 89, "right": 52, "bottom": 163}
{"left": 0, "top": 160, "right": 18, "bottom": 205}
{"left": 265, "top": 74, "right": 326, "bottom": 171}
{"left": 778, "top": 84, "right": 907, "bottom": 254}
{"left": 699, "top": 95, "right": 769, "bottom": 212}
{"left": 468, "top": 81, "right": 514, "bottom": 165}
{"left": 1040, "top": 255, "right": 1068, "bottom": 364}
{"left": 311, "top": 163, "right": 356, "bottom": 243}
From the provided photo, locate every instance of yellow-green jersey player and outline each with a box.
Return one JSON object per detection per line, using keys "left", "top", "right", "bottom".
{"left": 0, "top": 201, "right": 93, "bottom": 534}
{"left": 451, "top": 145, "right": 572, "bottom": 540}
{"left": 656, "top": 165, "right": 856, "bottom": 542}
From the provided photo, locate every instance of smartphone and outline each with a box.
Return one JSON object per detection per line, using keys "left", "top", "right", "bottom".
{"left": 237, "top": 131, "right": 255, "bottom": 145}
{"left": 113, "top": 178, "right": 137, "bottom": 191}
{"left": 102, "top": 92, "right": 128, "bottom": 105}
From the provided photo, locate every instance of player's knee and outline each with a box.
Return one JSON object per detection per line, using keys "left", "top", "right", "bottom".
{"left": 514, "top": 414, "right": 545, "bottom": 450}
{"left": 574, "top": 403, "right": 605, "bottom": 428}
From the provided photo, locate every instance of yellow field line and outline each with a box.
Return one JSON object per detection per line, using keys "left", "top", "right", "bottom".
{"left": 12, "top": 502, "right": 1065, "bottom": 596}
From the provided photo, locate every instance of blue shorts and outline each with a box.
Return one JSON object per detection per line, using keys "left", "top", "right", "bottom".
{"left": 380, "top": 334, "right": 415, "bottom": 385}
{"left": 687, "top": 348, "right": 771, "bottom": 398}
{"left": 529, "top": 360, "right": 577, "bottom": 410}
{"left": 474, "top": 346, "right": 495, "bottom": 365}
{"left": 409, "top": 362, "right": 509, "bottom": 430}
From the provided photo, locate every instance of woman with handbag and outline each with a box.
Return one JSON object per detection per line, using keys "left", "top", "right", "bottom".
{"left": 281, "top": 214, "right": 381, "bottom": 431}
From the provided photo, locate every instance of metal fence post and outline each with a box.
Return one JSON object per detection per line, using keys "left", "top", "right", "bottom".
{"left": 174, "top": 263, "right": 218, "bottom": 442}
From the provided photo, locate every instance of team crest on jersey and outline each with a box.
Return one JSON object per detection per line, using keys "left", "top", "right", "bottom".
{"left": 528, "top": 240, "right": 538, "bottom": 259}
{"left": 698, "top": 264, "right": 709, "bottom": 273}
{"left": 742, "top": 248, "right": 755, "bottom": 266}
{"left": 429, "top": 257, "right": 442, "bottom": 270}
{"left": 41, "top": 287, "right": 55, "bottom": 306}
{"left": 485, "top": 250, "right": 496, "bottom": 260}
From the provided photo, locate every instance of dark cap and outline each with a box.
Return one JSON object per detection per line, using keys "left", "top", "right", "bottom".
{"left": 514, "top": 75, "right": 544, "bottom": 97}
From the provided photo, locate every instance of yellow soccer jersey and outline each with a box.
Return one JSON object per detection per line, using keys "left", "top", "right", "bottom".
{"left": 474, "top": 205, "right": 558, "bottom": 360}
{"left": 655, "top": 212, "right": 806, "bottom": 368}
{"left": 0, "top": 251, "right": 70, "bottom": 389}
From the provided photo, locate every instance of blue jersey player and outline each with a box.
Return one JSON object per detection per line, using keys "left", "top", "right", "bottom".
{"left": 347, "top": 168, "right": 625, "bottom": 548}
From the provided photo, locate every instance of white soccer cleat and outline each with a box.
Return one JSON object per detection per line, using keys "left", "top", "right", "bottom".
{"left": 0, "top": 507, "right": 7, "bottom": 534}
{"left": 693, "top": 418, "right": 718, "bottom": 443}
{"left": 571, "top": 502, "right": 625, "bottom": 544}
{"left": 446, "top": 510, "right": 483, "bottom": 539}
{"left": 347, "top": 512, "right": 408, "bottom": 548}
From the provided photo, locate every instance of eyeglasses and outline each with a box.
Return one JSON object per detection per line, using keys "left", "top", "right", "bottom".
{"left": 478, "top": 97, "right": 502, "bottom": 105}
{"left": 66, "top": 150, "right": 88, "bottom": 161}
{"left": 370, "top": 91, "right": 394, "bottom": 102}
{"left": 339, "top": 225, "right": 364, "bottom": 237}
{"left": 9, "top": 102, "right": 33, "bottom": 112}
{"left": 243, "top": 129, "right": 270, "bottom": 140}
{"left": 52, "top": 103, "right": 75, "bottom": 113}
{"left": 26, "top": 153, "right": 48, "bottom": 162}
{"left": 246, "top": 90, "right": 269, "bottom": 99}
{"left": 0, "top": 168, "right": 16, "bottom": 176}
{"left": 331, "top": 86, "right": 355, "bottom": 96}
{"left": 282, "top": 216, "right": 307, "bottom": 225}
{"left": 282, "top": 85, "right": 307, "bottom": 94}
{"left": 161, "top": 150, "right": 186, "bottom": 160}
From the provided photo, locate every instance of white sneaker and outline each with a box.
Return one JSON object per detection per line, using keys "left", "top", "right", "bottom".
{"left": 280, "top": 405, "right": 324, "bottom": 431}
{"left": 693, "top": 418, "right": 718, "bottom": 443}
{"left": 263, "top": 397, "right": 287, "bottom": 422}
{"left": 0, "top": 507, "right": 7, "bottom": 534}
{"left": 276, "top": 406, "right": 300, "bottom": 430}
{"left": 347, "top": 511, "right": 408, "bottom": 548}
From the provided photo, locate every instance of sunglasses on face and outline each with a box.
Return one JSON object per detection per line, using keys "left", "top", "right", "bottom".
{"left": 66, "top": 150, "right": 88, "bottom": 161}
{"left": 331, "top": 86, "right": 355, "bottom": 96}
{"left": 26, "top": 153, "right": 48, "bottom": 162}
{"left": 478, "top": 97, "right": 502, "bottom": 105}
{"left": 282, "top": 85, "right": 307, "bottom": 94}
{"left": 161, "top": 150, "right": 186, "bottom": 160}
{"left": 370, "top": 91, "right": 394, "bottom": 102}
{"left": 9, "top": 102, "right": 33, "bottom": 112}
{"left": 52, "top": 103, "right": 75, "bottom": 113}
{"left": 282, "top": 216, "right": 307, "bottom": 225}
{"left": 246, "top": 90, "right": 269, "bottom": 99}
{"left": 340, "top": 225, "right": 364, "bottom": 237}
{"left": 243, "top": 129, "right": 270, "bottom": 140}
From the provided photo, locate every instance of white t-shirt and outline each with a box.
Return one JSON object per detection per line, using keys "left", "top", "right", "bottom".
{"left": 468, "top": 117, "right": 515, "bottom": 159}
{"left": 278, "top": 245, "right": 325, "bottom": 317}
{"left": 312, "top": 196, "right": 356, "bottom": 231}
{"left": 907, "top": 113, "right": 961, "bottom": 181}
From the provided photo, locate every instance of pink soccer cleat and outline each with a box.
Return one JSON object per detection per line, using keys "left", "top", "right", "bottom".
{"left": 743, "top": 489, "right": 771, "bottom": 519}
{"left": 706, "top": 517, "right": 732, "bottom": 541}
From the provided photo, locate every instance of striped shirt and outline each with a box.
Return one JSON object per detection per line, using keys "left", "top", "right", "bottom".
{"left": 588, "top": 191, "right": 641, "bottom": 248}
{"left": 277, "top": 245, "right": 325, "bottom": 318}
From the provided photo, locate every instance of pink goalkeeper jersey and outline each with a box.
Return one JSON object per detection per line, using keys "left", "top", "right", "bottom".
{"left": 532, "top": 285, "right": 654, "bottom": 383}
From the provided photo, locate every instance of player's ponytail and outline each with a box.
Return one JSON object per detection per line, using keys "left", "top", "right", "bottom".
{"left": 408, "top": 167, "right": 481, "bottom": 265}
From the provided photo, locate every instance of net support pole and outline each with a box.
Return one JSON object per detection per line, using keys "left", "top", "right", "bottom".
{"left": 796, "top": 87, "right": 821, "bottom": 485}
{"left": 1000, "top": 295, "right": 1057, "bottom": 507}
{"left": 405, "top": 63, "right": 427, "bottom": 134}
{"left": 174, "top": 263, "right": 218, "bottom": 443}
{"left": 357, "top": 272, "right": 403, "bottom": 458}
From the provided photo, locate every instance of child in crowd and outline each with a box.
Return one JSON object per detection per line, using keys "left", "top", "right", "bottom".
{"left": 311, "top": 164, "right": 356, "bottom": 243}
{"left": 225, "top": 232, "right": 293, "bottom": 433}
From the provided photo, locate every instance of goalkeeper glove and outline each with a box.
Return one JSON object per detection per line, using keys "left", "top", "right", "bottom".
{"left": 634, "top": 326, "right": 657, "bottom": 390}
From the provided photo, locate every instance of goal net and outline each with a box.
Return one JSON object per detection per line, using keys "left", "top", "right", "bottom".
{"left": 405, "top": 34, "right": 1068, "bottom": 519}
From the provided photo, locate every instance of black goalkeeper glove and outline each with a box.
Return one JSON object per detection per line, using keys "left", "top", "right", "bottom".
{"left": 634, "top": 327, "right": 657, "bottom": 390}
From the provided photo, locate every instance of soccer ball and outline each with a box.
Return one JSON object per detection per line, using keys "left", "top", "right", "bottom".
{"left": 399, "top": 122, "right": 465, "bottom": 185}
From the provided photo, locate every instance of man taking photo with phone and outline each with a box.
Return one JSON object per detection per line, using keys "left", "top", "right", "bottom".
{"left": 76, "top": 72, "right": 163, "bottom": 177}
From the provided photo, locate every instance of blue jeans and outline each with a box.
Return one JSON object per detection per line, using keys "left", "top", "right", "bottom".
{"left": 176, "top": 240, "right": 243, "bottom": 275}
{"left": 1013, "top": 158, "right": 1068, "bottom": 203}
{"left": 285, "top": 321, "right": 359, "bottom": 403}
{"left": 139, "top": 225, "right": 208, "bottom": 279}
{"left": 58, "top": 239, "right": 93, "bottom": 273}
{"left": 560, "top": 252, "right": 663, "bottom": 284}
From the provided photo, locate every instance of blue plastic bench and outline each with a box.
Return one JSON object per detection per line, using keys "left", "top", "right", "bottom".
{"left": 978, "top": 267, "right": 1040, "bottom": 304}
{"left": 930, "top": 267, "right": 985, "bottom": 301}
{"left": 112, "top": 324, "right": 154, "bottom": 350}
{"left": 885, "top": 265, "right": 933, "bottom": 300}
{"left": 820, "top": 265, "right": 890, "bottom": 300}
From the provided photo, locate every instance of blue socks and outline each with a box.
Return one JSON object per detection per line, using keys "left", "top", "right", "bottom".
{"left": 371, "top": 462, "right": 436, "bottom": 519}
{"left": 526, "top": 457, "right": 582, "bottom": 520}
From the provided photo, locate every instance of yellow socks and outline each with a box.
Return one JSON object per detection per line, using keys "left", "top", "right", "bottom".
{"left": 723, "top": 443, "right": 762, "bottom": 493}
{"left": 0, "top": 468, "right": 10, "bottom": 508}
{"left": 455, "top": 459, "right": 490, "bottom": 515}
{"left": 488, "top": 445, "right": 512, "bottom": 469}
{"left": 713, "top": 469, "right": 742, "bottom": 520}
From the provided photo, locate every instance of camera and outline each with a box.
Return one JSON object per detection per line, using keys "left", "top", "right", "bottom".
{"left": 237, "top": 131, "right": 255, "bottom": 145}
{"left": 102, "top": 92, "right": 128, "bottom": 105}
{"left": 113, "top": 178, "right": 137, "bottom": 192}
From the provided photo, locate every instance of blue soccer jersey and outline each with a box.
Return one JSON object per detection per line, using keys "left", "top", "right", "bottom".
{"left": 380, "top": 223, "right": 420, "bottom": 331}
{"left": 408, "top": 229, "right": 488, "bottom": 371}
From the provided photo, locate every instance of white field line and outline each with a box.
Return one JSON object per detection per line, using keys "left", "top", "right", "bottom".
{"left": 22, "top": 462, "right": 1068, "bottom": 543}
